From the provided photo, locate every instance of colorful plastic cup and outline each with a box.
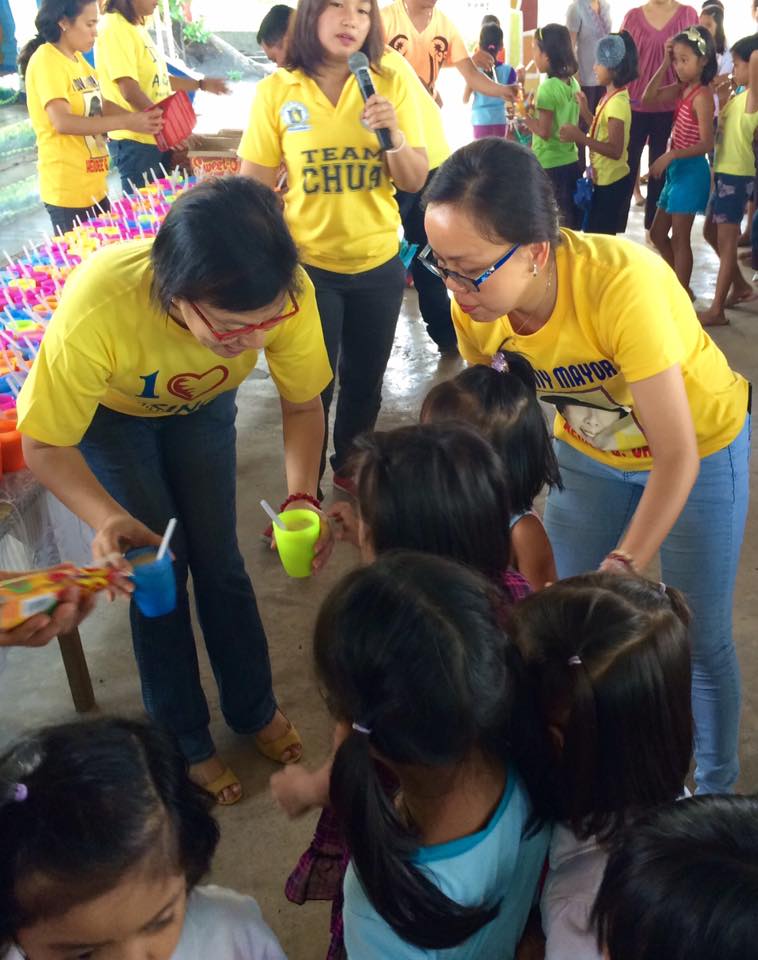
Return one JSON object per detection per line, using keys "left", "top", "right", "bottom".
{"left": 126, "top": 547, "right": 176, "bottom": 617}
{"left": 273, "top": 509, "right": 320, "bottom": 578}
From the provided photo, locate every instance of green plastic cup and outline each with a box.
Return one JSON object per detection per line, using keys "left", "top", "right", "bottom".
{"left": 274, "top": 509, "right": 320, "bottom": 578}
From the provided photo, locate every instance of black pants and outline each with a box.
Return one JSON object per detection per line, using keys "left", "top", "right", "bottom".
{"left": 546, "top": 161, "right": 581, "bottom": 229}
{"left": 624, "top": 109, "right": 674, "bottom": 231}
{"left": 587, "top": 174, "right": 632, "bottom": 235}
{"left": 395, "top": 169, "right": 457, "bottom": 351}
{"left": 45, "top": 195, "right": 111, "bottom": 234}
{"left": 579, "top": 85, "right": 604, "bottom": 171}
{"left": 305, "top": 255, "right": 405, "bottom": 477}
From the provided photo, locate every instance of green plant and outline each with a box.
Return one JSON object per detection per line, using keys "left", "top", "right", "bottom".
{"left": 227, "top": 69, "right": 243, "bottom": 82}
{"left": 182, "top": 18, "right": 211, "bottom": 44}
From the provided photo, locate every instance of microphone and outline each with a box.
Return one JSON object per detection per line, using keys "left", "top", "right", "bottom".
{"left": 348, "top": 51, "right": 394, "bottom": 151}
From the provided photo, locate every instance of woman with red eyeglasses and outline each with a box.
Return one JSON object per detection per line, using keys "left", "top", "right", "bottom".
{"left": 16, "top": 177, "right": 332, "bottom": 806}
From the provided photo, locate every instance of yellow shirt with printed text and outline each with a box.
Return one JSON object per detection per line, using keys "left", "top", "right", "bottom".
{"left": 380, "top": 0, "right": 468, "bottom": 96}
{"left": 590, "top": 88, "right": 631, "bottom": 187}
{"left": 94, "top": 12, "right": 171, "bottom": 144}
{"left": 451, "top": 230, "right": 748, "bottom": 470}
{"left": 25, "top": 44, "right": 109, "bottom": 207}
{"left": 383, "top": 46, "right": 450, "bottom": 170}
{"left": 16, "top": 240, "right": 332, "bottom": 448}
{"left": 239, "top": 53, "right": 425, "bottom": 273}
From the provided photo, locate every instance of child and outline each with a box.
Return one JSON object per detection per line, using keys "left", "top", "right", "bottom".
{"left": 0, "top": 717, "right": 286, "bottom": 960}
{"left": 592, "top": 795, "right": 758, "bottom": 960}
{"left": 559, "top": 33, "right": 638, "bottom": 235}
{"left": 699, "top": 36, "right": 758, "bottom": 325}
{"left": 421, "top": 351, "right": 561, "bottom": 591}
{"left": 643, "top": 26, "right": 716, "bottom": 296}
{"left": 510, "top": 573, "right": 693, "bottom": 960}
{"left": 315, "top": 552, "right": 551, "bottom": 959}
{"left": 700, "top": 4, "right": 732, "bottom": 109}
{"left": 520, "top": 24, "right": 581, "bottom": 226}
{"left": 256, "top": 4, "right": 294, "bottom": 66}
{"left": 464, "top": 23, "right": 517, "bottom": 139}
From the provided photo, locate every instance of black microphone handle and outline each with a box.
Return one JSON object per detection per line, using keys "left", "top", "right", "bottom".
{"left": 355, "top": 67, "right": 396, "bottom": 152}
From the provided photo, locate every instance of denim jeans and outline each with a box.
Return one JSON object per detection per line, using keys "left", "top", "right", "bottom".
{"left": 108, "top": 139, "right": 173, "bottom": 195}
{"left": 79, "top": 391, "right": 276, "bottom": 763}
{"left": 544, "top": 415, "right": 751, "bottom": 794}
{"left": 45, "top": 195, "right": 111, "bottom": 234}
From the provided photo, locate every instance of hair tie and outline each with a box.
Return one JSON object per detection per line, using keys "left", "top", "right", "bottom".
{"left": 13, "top": 783, "right": 28, "bottom": 802}
{"left": 568, "top": 655, "right": 582, "bottom": 666}
{"left": 352, "top": 722, "right": 372, "bottom": 736}
{"left": 658, "top": 581, "right": 667, "bottom": 595}
{"left": 491, "top": 351, "right": 509, "bottom": 373}
{"left": 596, "top": 35, "right": 626, "bottom": 68}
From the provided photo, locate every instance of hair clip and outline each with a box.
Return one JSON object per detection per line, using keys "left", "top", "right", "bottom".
{"left": 596, "top": 35, "right": 626, "bottom": 69}
{"left": 658, "top": 581, "right": 667, "bottom": 595}
{"left": 491, "top": 351, "right": 509, "bottom": 373}
{"left": 352, "top": 722, "right": 372, "bottom": 736}
{"left": 13, "top": 783, "right": 28, "bottom": 802}
{"left": 683, "top": 26, "right": 707, "bottom": 55}
{"left": 568, "top": 655, "right": 582, "bottom": 666}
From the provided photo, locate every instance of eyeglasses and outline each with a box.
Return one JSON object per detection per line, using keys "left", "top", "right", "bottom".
{"left": 418, "top": 243, "right": 521, "bottom": 294}
{"left": 189, "top": 293, "right": 299, "bottom": 342}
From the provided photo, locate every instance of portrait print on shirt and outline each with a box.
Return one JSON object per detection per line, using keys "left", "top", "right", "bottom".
{"left": 542, "top": 387, "right": 646, "bottom": 453}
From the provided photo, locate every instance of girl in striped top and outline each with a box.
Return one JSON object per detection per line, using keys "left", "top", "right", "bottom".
{"left": 642, "top": 25, "right": 717, "bottom": 296}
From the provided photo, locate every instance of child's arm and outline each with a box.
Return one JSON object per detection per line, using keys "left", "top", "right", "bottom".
{"left": 747, "top": 48, "right": 758, "bottom": 114}
{"left": 648, "top": 91, "right": 714, "bottom": 178}
{"left": 521, "top": 106, "right": 553, "bottom": 140}
{"left": 463, "top": 82, "right": 473, "bottom": 104}
{"left": 575, "top": 88, "right": 594, "bottom": 126}
{"left": 270, "top": 723, "right": 348, "bottom": 818}
{"left": 512, "top": 514, "right": 557, "bottom": 591}
{"left": 560, "top": 116, "right": 626, "bottom": 160}
{"left": 642, "top": 41, "right": 681, "bottom": 107}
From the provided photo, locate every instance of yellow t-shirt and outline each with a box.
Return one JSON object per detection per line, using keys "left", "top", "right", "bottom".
{"left": 714, "top": 90, "right": 758, "bottom": 176}
{"left": 380, "top": 0, "right": 468, "bottom": 96}
{"left": 94, "top": 12, "right": 171, "bottom": 144}
{"left": 383, "top": 46, "right": 450, "bottom": 171}
{"left": 16, "top": 240, "right": 332, "bottom": 447}
{"left": 25, "top": 44, "right": 109, "bottom": 207}
{"left": 239, "top": 52, "right": 425, "bottom": 273}
{"left": 451, "top": 230, "right": 748, "bottom": 470}
{"left": 590, "top": 88, "right": 631, "bottom": 187}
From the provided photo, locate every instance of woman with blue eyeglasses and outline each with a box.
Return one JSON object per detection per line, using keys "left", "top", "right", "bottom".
{"left": 422, "top": 138, "right": 750, "bottom": 797}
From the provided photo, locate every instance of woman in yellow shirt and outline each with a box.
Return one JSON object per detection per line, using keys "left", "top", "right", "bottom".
{"left": 95, "top": 0, "right": 228, "bottom": 193}
{"left": 18, "top": 0, "right": 162, "bottom": 233}
{"left": 17, "top": 177, "right": 333, "bottom": 806}
{"left": 239, "top": 0, "right": 428, "bottom": 491}
{"left": 423, "top": 138, "right": 750, "bottom": 797}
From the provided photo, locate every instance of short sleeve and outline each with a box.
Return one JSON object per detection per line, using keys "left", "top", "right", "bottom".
{"left": 536, "top": 78, "right": 558, "bottom": 112}
{"left": 445, "top": 17, "right": 469, "bottom": 65}
{"left": 606, "top": 96, "right": 628, "bottom": 123}
{"left": 29, "top": 51, "right": 71, "bottom": 109}
{"left": 566, "top": 4, "right": 582, "bottom": 33}
{"left": 619, "top": 7, "right": 634, "bottom": 32}
{"left": 98, "top": 19, "right": 139, "bottom": 83}
{"left": 238, "top": 78, "right": 283, "bottom": 168}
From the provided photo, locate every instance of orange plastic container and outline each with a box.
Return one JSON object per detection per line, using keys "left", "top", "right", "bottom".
{"left": 0, "top": 426, "right": 25, "bottom": 472}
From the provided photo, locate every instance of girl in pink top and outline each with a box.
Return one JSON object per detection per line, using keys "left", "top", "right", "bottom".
{"left": 620, "top": 0, "right": 699, "bottom": 231}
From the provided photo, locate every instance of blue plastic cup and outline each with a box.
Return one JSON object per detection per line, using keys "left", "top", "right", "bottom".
{"left": 126, "top": 547, "right": 176, "bottom": 617}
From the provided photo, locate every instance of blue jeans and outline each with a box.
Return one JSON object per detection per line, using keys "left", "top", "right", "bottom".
{"left": 79, "top": 391, "right": 276, "bottom": 763}
{"left": 544, "top": 416, "right": 751, "bottom": 794}
{"left": 108, "top": 139, "right": 173, "bottom": 195}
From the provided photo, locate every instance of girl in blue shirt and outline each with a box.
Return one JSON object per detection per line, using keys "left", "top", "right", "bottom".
{"left": 465, "top": 24, "right": 518, "bottom": 139}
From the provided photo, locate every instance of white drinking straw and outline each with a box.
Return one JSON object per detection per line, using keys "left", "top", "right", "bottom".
{"left": 260, "top": 499, "right": 286, "bottom": 530}
{"left": 156, "top": 517, "right": 177, "bottom": 561}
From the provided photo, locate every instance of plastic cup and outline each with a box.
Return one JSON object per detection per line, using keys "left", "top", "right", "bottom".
{"left": 273, "top": 509, "right": 320, "bottom": 578}
{"left": 126, "top": 547, "right": 177, "bottom": 617}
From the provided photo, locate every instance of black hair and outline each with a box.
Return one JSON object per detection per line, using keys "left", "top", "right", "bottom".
{"left": 509, "top": 573, "right": 693, "bottom": 843}
{"left": 730, "top": 32, "right": 758, "bottom": 62}
{"left": 481, "top": 13, "right": 500, "bottom": 27}
{"left": 593, "top": 795, "right": 758, "bottom": 960}
{"left": 421, "top": 354, "right": 562, "bottom": 516}
{"left": 700, "top": 5, "right": 726, "bottom": 55}
{"left": 672, "top": 24, "right": 718, "bottom": 84}
{"left": 257, "top": 4, "right": 294, "bottom": 45}
{"left": 480, "top": 23, "right": 504, "bottom": 58}
{"left": 17, "top": 0, "right": 92, "bottom": 77}
{"left": 0, "top": 717, "right": 219, "bottom": 950}
{"left": 351, "top": 422, "right": 511, "bottom": 582}
{"left": 314, "top": 552, "right": 551, "bottom": 950}
{"left": 606, "top": 30, "right": 639, "bottom": 88}
{"left": 103, "top": 0, "right": 139, "bottom": 24}
{"left": 700, "top": 0, "right": 723, "bottom": 9}
{"left": 424, "top": 139, "right": 561, "bottom": 247}
{"left": 536, "top": 23, "right": 578, "bottom": 79}
{"left": 150, "top": 176, "right": 300, "bottom": 312}
{"left": 285, "top": 0, "right": 385, "bottom": 76}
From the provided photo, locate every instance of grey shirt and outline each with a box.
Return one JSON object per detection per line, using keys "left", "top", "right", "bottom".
{"left": 566, "top": 0, "right": 613, "bottom": 87}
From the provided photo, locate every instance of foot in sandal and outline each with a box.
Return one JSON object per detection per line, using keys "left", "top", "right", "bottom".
{"left": 698, "top": 308, "right": 729, "bottom": 327}
{"left": 190, "top": 754, "right": 242, "bottom": 805}
{"left": 725, "top": 287, "right": 758, "bottom": 308}
{"left": 255, "top": 708, "right": 303, "bottom": 764}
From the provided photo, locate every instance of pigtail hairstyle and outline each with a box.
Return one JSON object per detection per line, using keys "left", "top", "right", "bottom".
{"left": 18, "top": 0, "right": 91, "bottom": 77}
{"left": 314, "top": 552, "right": 548, "bottom": 949}
{"left": 510, "top": 573, "right": 693, "bottom": 842}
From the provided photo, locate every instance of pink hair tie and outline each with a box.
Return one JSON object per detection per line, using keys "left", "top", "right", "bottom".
{"left": 568, "top": 655, "right": 582, "bottom": 666}
{"left": 491, "top": 351, "right": 509, "bottom": 373}
{"left": 13, "top": 783, "right": 28, "bottom": 802}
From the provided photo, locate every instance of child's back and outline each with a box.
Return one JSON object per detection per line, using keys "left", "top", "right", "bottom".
{"left": 472, "top": 62, "right": 518, "bottom": 132}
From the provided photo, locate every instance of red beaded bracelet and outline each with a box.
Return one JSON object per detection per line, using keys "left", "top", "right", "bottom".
{"left": 604, "top": 550, "right": 636, "bottom": 571}
{"left": 280, "top": 492, "right": 321, "bottom": 512}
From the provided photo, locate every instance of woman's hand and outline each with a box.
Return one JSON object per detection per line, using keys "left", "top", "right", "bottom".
{"left": 648, "top": 150, "right": 673, "bottom": 179}
{"left": 126, "top": 107, "right": 164, "bottom": 135}
{"left": 279, "top": 500, "right": 334, "bottom": 574}
{"left": 362, "top": 94, "right": 401, "bottom": 145}
{"left": 92, "top": 514, "right": 163, "bottom": 593}
{"left": 559, "top": 123, "right": 582, "bottom": 143}
{"left": 200, "top": 77, "right": 231, "bottom": 95}
{"left": 327, "top": 500, "right": 360, "bottom": 547}
{"left": 471, "top": 47, "right": 495, "bottom": 71}
{"left": 0, "top": 584, "right": 98, "bottom": 649}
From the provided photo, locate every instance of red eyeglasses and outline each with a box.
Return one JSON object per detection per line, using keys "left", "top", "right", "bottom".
{"left": 189, "top": 293, "right": 299, "bottom": 342}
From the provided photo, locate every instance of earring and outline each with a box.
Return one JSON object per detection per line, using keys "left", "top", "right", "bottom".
{"left": 532, "top": 263, "right": 538, "bottom": 278}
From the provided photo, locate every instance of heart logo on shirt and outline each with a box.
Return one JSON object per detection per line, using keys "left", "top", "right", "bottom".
{"left": 167, "top": 366, "right": 229, "bottom": 400}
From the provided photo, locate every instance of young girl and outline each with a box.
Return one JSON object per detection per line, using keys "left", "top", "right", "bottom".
{"left": 699, "top": 36, "right": 758, "bottom": 325}
{"left": 420, "top": 351, "right": 561, "bottom": 590}
{"left": 559, "top": 32, "right": 638, "bottom": 235}
{"left": 464, "top": 23, "right": 517, "bottom": 139}
{"left": 643, "top": 26, "right": 716, "bottom": 295}
{"left": 510, "top": 572, "right": 693, "bottom": 960}
{"left": 315, "top": 552, "right": 551, "bottom": 959}
{"left": 17, "top": 0, "right": 162, "bottom": 234}
{"left": 700, "top": 4, "right": 732, "bottom": 110}
{"left": 0, "top": 717, "right": 286, "bottom": 959}
{"left": 521, "top": 23, "right": 581, "bottom": 226}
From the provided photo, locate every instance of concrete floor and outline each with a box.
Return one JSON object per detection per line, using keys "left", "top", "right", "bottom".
{"left": 0, "top": 203, "right": 757, "bottom": 958}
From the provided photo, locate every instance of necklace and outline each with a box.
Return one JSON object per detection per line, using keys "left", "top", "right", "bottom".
{"left": 403, "top": 0, "right": 433, "bottom": 28}
{"left": 509, "top": 254, "right": 556, "bottom": 336}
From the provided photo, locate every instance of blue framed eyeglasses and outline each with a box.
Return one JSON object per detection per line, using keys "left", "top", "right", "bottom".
{"left": 419, "top": 243, "right": 521, "bottom": 293}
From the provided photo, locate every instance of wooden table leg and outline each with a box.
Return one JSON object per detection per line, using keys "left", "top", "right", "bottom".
{"left": 58, "top": 628, "right": 96, "bottom": 713}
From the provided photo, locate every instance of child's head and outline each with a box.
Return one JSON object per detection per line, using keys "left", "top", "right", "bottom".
{"left": 510, "top": 573, "right": 693, "bottom": 842}
{"left": 421, "top": 354, "right": 562, "bottom": 517}
{"left": 671, "top": 25, "right": 718, "bottom": 85}
{"left": 592, "top": 795, "right": 758, "bottom": 960}
{"left": 315, "top": 551, "right": 545, "bottom": 949}
{"left": 535, "top": 23, "right": 578, "bottom": 79}
{"left": 481, "top": 13, "right": 500, "bottom": 27}
{"left": 0, "top": 718, "right": 219, "bottom": 959}
{"left": 479, "top": 22, "right": 504, "bottom": 59}
{"left": 351, "top": 422, "right": 512, "bottom": 579}
{"left": 730, "top": 32, "right": 758, "bottom": 85}
{"left": 699, "top": 4, "right": 726, "bottom": 55}
{"left": 257, "top": 3, "right": 294, "bottom": 66}
{"left": 594, "top": 31, "right": 639, "bottom": 88}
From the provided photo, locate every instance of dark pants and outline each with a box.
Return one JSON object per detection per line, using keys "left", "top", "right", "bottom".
{"left": 624, "top": 109, "right": 674, "bottom": 231}
{"left": 396, "top": 170, "right": 457, "bottom": 352}
{"left": 546, "top": 161, "right": 581, "bottom": 228}
{"left": 587, "top": 174, "right": 632, "bottom": 235}
{"left": 45, "top": 195, "right": 111, "bottom": 234}
{"left": 79, "top": 392, "right": 276, "bottom": 764}
{"left": 579, "top": 85, "right": 604, "bottom": 171}
{"left": 109, "top": 138, "right": 173, "bottom": 194}
{"left": 305, "top": 256, "right": 405, "bottom": 477}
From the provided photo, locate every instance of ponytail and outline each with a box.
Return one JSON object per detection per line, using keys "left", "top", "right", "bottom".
{"left": 17, "top": 0, "right": 91, "bottom": 78}
{"left": 18, "top": 36, "right": 45, "bottom": 79}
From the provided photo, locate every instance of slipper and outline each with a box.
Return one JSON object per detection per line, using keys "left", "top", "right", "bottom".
{"left": 204, "top": 766, "right": 243, "bottom": 806}
{"left": 255, "top": 717, "right": 303, "bottom": 765}
{"left": 725, "top": 289, "right": 758, "bottom": 308}
{"left": 698, "top": 311, "right": 729, "bottom": 327}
